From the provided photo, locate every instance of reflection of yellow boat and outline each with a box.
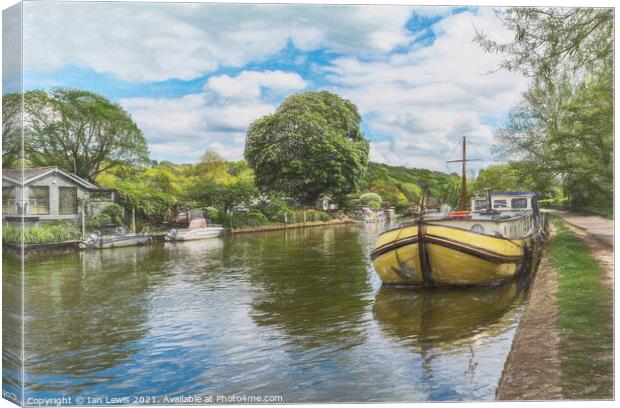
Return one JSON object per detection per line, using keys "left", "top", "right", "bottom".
{"left": 373, "top": 282, "right": 520, "bottom": 351}
{"left": 371, "top": 192, "right": 547, "bottom": 287}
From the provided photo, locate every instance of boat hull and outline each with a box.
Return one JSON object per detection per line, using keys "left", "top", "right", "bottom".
{"left": 371, "top": 223, "right": 542, "bottom": 287}
{"left": 165, "top": 227, "right": 223, "bottom": 241}
{"left": 79, "top": 235, "right": 152, "bottom": 250}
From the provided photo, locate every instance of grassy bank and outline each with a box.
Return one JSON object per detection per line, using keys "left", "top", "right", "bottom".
{"left": 548, "top": 218, "right": 613, "bottom": 399}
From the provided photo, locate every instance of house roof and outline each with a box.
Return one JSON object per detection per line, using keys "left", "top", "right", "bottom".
{"left": 2, "top": 166, "right": 103, "bottom": 191}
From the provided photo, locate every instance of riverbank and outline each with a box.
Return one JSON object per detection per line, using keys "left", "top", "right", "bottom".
{"left": 496, "top": 217, "right": 613, "bottom": 400}
{"left": 229, "top": 218, "right": 362, "bottom": 234}
{"left": 2, "top": 219, "right": 365, "bottom": 254}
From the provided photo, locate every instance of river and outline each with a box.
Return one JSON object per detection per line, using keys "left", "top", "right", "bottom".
{"left": 3, "top": 223, "right": 527, "bottom": 403}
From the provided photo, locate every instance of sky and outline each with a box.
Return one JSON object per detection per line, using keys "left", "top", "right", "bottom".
{"left": 7, "top": 2, "right": 530, "bottom": 172}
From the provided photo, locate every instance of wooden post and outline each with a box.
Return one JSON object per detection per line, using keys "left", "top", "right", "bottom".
{"left": 81, "top": 207, "right": 86, "bottom": 239}
{"left": 303, "top": 209, "right": 306, "bottom": 224}
{"left": 131, "top": 208, "right": 136, "bottom": 233}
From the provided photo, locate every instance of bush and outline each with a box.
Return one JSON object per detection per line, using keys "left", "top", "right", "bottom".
{"left": 294, "top": 209, "right": 332, "bottom": 222}
{"left": 359, "top": 192, "right": 383, "bottom": 208}
{"left": 99, "top": 203, "right": 124, "bottom": 224}
{"left": 3, "top": 222, "right": 80, "bottom": 244}
{"left": 539, "top": 197, "right": 570, "bottom": 210}
{"left": 203, "top": 207, "right": 222, "bottom": 223}
{"left": 233, "top": 211, "right": 269, "bottom": 228}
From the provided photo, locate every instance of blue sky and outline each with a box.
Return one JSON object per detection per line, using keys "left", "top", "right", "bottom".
{"left": 8, "top": 2, "right": 528, "bottom": 171}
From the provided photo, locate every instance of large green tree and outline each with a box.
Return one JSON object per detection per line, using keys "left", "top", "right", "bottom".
{"left": 18, "top": 88, "right": 149, "bottom": 181}
{"left": 244, "top": 91, "right": 369, "bottom": 205}
{"left": 477, "top": 8, "right": 613, "bottom": 211}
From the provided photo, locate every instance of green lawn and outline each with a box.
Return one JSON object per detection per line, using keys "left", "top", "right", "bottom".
{"left": 548, "top": 219, "right": 613, "bottom": 399}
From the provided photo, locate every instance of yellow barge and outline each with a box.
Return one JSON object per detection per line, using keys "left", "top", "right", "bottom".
{"left": 371, "top": 192, "right": 548, "bottom": 287}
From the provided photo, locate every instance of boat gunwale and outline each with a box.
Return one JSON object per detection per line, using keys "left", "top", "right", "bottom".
{"left": 376, "top": 215, "right": 538, "bottom": 244}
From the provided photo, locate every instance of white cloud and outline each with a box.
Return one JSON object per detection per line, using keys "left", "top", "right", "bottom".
{"left": 324, "top": 9, "right": 528, "bottom": 171}
{"left": 23, "top": 2, "right": 414, "bottom": 82}
{"left": 120, "top": 70, "right": 307, "bottom": 162}
{"left": 205, "top": 71, "right": 307, "bottom": 100}
{"left": 22, "top": 4, "right": 529, "bottom": 171}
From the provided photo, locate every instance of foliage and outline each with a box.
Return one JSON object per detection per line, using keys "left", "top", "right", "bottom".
{"left": 476, "top": 8, "right": 613, "bottom": 80}
{"left": 359, "top": 192, "right": 382, "bottom": 208}
{"left": 12, "top": 88, "right": 149, "bottom": 181}
{"left": 87, "top": 202, "right": 125, "bottom": 229}
{"left": 186, "top": 160, "right": 259, "bottom": 212}
{"left": 302, "top": 210, "right": 331, "bottom": 222}
{"left": 3, "top": 222, "right": 80, "bottom": 244}
{"left": 362, "top": 163, "right": 461, "bottom": 211}
{"left": 245, "top": 91, "right": 369, "bottom": 205}
{"left": 480, "top": 8, "right": 613, "bottom": 213}
{"left": 99, "top": 166, "right": 179, "bottom": 220}
{"left": 473, "top": 162, "right": 557, "bottom": 198}
{"left": 549, "top": 219, "right": 612, "bottom": 398}
{"left": 2, "top": 93, "right": 22, "bottom": 168}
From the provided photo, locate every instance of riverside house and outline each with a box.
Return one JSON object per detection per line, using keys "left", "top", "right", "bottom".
{"left": 2, "top": 167, "right": 110, "bottom": 227}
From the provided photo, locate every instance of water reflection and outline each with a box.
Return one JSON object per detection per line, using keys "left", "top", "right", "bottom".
{"left": 2, "top": 254, "right": 23, "bottom": 402}
{"left": 373, "top": 283, "right": 522, "bottom": 352}
{"left": 240, "top": 227, "right": 372, "bottom": 350}
{"left": 24, "top": 246, "right": 163, "bottom": 393}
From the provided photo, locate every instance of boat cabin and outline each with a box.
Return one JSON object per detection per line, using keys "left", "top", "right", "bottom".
{"left": 471, "top": 192, "right": 538, "bottom": 213}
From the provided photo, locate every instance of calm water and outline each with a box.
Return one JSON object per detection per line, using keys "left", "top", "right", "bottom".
{"left": 4, "top": 224, "right": 528, "bottom": 403}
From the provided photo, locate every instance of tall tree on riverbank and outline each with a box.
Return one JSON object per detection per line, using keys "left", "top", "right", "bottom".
{"left": 245, "top": 91, "right": 369, "bottom": 205}
{"left": 16, "top": 88, "right": 149, "bottom": 182}
{"left": 476, "top": 8, "right": 613, "bottom": 211}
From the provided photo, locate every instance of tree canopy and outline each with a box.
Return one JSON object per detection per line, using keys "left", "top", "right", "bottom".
{"left": 476, "top": 8, "right": 613, "bottom": 80}
{"left": 244, "top": 91, "right": 369, "bottom": 205}
{"left": 478, "top": 8, "right": 613, "bottom": 212}
{"left": 11, "top": 88, "right": 149, "bottom": 181}
{"left": 2, "top": 93, "right": 23, "bottom": 168}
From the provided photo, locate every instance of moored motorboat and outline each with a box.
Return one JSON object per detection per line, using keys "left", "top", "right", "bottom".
{"left": 79, "top": 227, "right": 152, "bottom": 250}
{"left": 165, "top": 211, "right": 223, "bottom": 242}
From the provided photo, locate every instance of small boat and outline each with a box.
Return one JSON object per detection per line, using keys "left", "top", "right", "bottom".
{"left": 165, "top": 211, "right": 223, "bottom": 242}
{"left": 370, "top": 137, "right": 548, "bottom": 288}
{"left": 79, "top": 227, "right": 152, "bottom": 250}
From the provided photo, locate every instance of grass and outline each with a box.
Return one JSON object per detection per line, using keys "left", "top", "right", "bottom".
{"left": 548, "top": 218, "right": 613, "bottom": 399}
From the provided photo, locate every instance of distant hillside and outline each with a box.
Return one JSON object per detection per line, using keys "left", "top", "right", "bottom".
{"left": 361, "top": 162, "right": 461, "bottom": 211}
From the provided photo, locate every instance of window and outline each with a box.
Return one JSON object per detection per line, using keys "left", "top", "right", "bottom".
{"left": 474, "top": 200, "right": 487, "bottom": 210}
{"left": 511, "top": 198, "right": 528, "bottom": 209}
{"left": 493, "top": 199, "right": 507, "bottom": 208}
{"left": 2, "top": 186, "right": 16, "bottom": 215}
{"left": 29, "top": 186, "right": 50, "bottom": 215}
{"left": 59, "top": 187, "right": 78, "bottom": 214}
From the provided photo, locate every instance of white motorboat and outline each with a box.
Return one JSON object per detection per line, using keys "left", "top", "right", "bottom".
{"left": 165, "top": 212, "right": 223, "bottom": 242}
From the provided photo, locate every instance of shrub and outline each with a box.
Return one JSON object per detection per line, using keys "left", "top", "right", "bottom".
{"left": 99, "top": 203, "right": 124, "bottom": 224}
{"left": 234, "top": 211, "right": 269, "bottom": 228}
{"left": 297, "top": 209, "right": 332, "bottom": 222}
{"left": 359, "top": 192, "right": 383, "bottom": 208}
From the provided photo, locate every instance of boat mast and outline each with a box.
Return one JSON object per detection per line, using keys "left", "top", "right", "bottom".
{"left": 445, "top": 136, "right": 482, "bottom": 211}
{"left": 461, "top": 136, "right": 467, "bottom": 211}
